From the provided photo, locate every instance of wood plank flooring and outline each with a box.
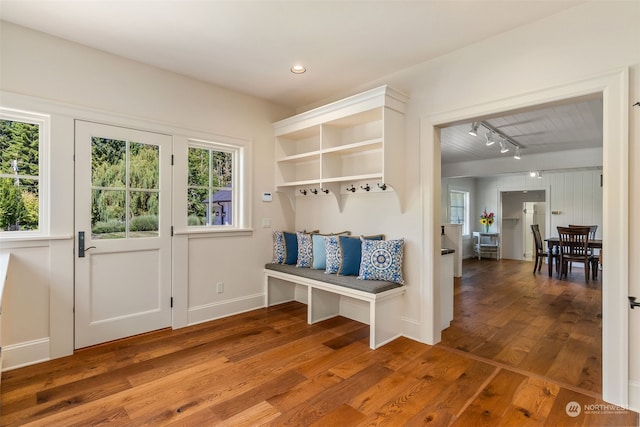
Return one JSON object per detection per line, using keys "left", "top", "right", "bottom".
{"left": 440, "top": 258, "right": 604, "bottom": 395}
{"left": 1, "top": 260, "right": 637, "bottom": 426}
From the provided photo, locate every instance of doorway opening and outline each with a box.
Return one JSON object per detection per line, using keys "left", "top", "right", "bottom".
{"left": 424, "top": 69, "right": 629, "bottom": 405}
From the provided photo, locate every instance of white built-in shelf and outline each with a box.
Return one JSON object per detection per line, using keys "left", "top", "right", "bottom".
{"left": 273, "top": 85, "right": 407, "bottom": 212}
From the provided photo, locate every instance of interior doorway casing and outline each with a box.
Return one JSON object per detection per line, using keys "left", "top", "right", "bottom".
{"left": 420, "top": 68, "right": 629, "bottom": 406}
{"left": 497, "top": 187, "right": 550, "bottom": 261}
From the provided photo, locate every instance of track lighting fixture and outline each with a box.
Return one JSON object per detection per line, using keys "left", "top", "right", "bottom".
{"left": 499, "top": 140, "right": 509, "bottom": 154}
{"left": 469, "top": 121, "right": 523, "bottom": 159}
{"left": 485, "top": 131, "right": 495, "bottom": 146}
{"left": 529, "top": 171, "right": 542, "bottom": 179}
{"left": 514, "top": 146, "right": 521, "bottom": 159}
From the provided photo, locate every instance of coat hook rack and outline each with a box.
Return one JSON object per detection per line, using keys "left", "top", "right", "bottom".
{"left": 321, "top": 188, "right": 329, "bottom": 194}
{"left": 361, "top": 184, "right": 371, "bottom": 192}
{"left": 299, "top": 189, "right": 307, "bottom": 196}
{"left": 377, "top": 183, "right": 387, "bottom": 191}
{"left": 346, "top": 185, "right": 356, "bottom": 193}
{"left": 309, "top": 188, "right": 318, "bottom": 195}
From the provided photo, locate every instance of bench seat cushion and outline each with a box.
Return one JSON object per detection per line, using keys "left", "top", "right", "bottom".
{"left": 265, "top": 263, "right": 402, "bottom": 294}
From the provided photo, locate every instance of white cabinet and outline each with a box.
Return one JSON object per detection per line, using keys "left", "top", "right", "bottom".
{"left": 273, "top": 86, "right": 407, "bottom": 211}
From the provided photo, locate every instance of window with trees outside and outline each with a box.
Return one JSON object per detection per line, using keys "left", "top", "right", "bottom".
{"left": 0, "top": 109, "right": 48, "bottom": 234}
{"left": 187, "top": 142, "right": 236, "bottom": 227}
{"left": 449, "top": 190, "right": 469, "bottom": 235}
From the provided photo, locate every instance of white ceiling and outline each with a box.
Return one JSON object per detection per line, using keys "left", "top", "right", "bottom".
{"left": 0, "top": 0, "right": 584, "bottom": 109}
{"left": 441, "top": 95, "right": 603, "bottom": 164}
{"left": 0, "top": 0, "right": 600, "bottom": 165}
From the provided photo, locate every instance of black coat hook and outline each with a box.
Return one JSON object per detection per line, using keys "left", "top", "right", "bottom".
{"left": 361, "top": 184, "right": 371, "bottom": 192}
{"left": 309, "top": 188, "right": 318, "bottom": 195}
{"left": 346, "top": 185, "right": 356, "bottom": 193}
{"left": 377, "top": 183, "right": 387, "bottom": 191}
{"left": 633, "top": 101, "right": 640, "bottom": 107}
{"left": 321, "top": 188, "right": 329, "bottom": 194}
{"left": 299, "top": 189, "right": 307, "bottom": 196}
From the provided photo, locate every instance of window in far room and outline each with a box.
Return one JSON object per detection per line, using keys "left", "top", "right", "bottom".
{"left": 187, "top": 142, "right": 238, "bottom": 227}
{"left": 449, "top": 189, "right": 469, "bottom": 235}
{"left": 0, "top": 109, "right": 49, "bottom": 235}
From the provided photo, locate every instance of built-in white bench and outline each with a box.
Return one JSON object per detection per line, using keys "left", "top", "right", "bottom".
{"left": 264, "top": 263, "right": 405, "bottom": 349}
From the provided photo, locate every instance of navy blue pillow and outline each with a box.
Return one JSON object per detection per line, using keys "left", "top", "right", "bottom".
{"left": 338, "top": 235, "right": 384, "bottom": 276}
{"left": 283, "top": 232, "right": 298, "bottom": 265}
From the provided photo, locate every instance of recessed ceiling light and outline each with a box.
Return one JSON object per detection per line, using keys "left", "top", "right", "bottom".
{"left": 290, "top": 65, "right": 306, "bottom": 74}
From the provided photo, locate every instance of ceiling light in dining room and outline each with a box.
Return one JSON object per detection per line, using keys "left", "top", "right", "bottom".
{"left": 290, "top": 64, "right": 306, "bottom": 74}
{"left": 469, "top": 122, "right": 479, "bottom": 136}
{"left": 514, "top": 146, "right": 521, "bottom": 159}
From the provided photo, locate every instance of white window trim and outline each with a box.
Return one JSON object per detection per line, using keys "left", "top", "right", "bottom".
{"left": 0, "top": 107, "right": 50, "bottom": 239}
{"left": 448, "top": 188, "right": 470, "bottom": 236}
{"left": 185, "top": 136, "right": 251, "bottom": 234}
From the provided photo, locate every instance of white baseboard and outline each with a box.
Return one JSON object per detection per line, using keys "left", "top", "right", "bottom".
{"left": 187, "top": 293, "right": 264, "bottom": 326}
{"left": 2, "top": 337, "right": 50, "bottom": 371}
{"left": 401, "top": 316, "right": 421, "bottom": 343}
{"left": 629, "top": 379, "right": 640, "bottom": 413}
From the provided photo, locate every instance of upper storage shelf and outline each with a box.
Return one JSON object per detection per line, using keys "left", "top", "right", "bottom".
{"left": 273, "top": 85, "right": 408, "bottom": 211}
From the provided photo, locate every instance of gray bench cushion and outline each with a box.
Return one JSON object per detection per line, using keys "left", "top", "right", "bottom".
{"left": 265, "top": 263, "right": 402, "bottom": 294}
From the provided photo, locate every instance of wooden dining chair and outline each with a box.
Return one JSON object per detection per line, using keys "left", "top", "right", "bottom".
{"left": 531, "top": 224, "right": 554, "bottom": 274}
{"left": 556, "top": 226, "right": 591, "bottom": 281}
{"left": 568, "top": 224, "right": 599, "bottom": 279}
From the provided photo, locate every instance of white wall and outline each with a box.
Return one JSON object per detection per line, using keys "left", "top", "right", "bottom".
{"left": 0, "top": 22, "right": 292, "bottom": 368}
{"left": 443, "top": 170, "right": 602, "bottom": 261}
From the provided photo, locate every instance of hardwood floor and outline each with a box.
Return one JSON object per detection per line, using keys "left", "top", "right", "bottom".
{"left": 1, "top": 262, "right": 637, "bottom": 426}
{"left": 440, "top": 258, "right": 605, "bottom": 395}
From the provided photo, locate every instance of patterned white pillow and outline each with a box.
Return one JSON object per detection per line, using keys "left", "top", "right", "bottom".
{"left": 296, "top": 232, "right": 313, "bottom": 268}
{"left": 272, "top": 231, "right": 285, "bottom": 263}
{"left": 324, "top": 235, "right": 341, "bottom": 274}
{"left": 358, "top": 238, "right": 405, "bottom": 284}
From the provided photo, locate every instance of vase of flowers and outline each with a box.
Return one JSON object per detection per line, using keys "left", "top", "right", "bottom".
{"left": 480, "top": 209, "right": 495, "bottom": 233}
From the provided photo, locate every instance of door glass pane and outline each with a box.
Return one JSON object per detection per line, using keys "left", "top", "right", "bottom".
{"left": 130, "top": 191, "right": 159, "bottom": 238}
{"left": 130, "top": 142, "right": 159, "bottom": 190}
{"left": 92, "top": 137, "right": 126, "bottom": 188}
{"left": 92, "top": 189, "right": 126, "bottom": 239}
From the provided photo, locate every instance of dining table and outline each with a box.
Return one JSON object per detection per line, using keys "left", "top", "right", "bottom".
{"left": 544, "top": 237, "right": 602, "bottom": 277}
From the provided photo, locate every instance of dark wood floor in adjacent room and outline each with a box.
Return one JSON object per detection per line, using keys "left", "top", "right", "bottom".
{"left": 441, "top": 258, "right": 604, "bottom": 395}
{"left": 1, "top": 260, "right": 637, "bottom": 426}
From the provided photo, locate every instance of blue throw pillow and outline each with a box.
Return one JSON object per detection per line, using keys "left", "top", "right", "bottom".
{"left": 312, "top": 231, "right": 351, "bottom": 270}
{"left": 311, "top": 234, "right": 328, "bottom": 270}
{"left": 359, "top": 238, "right": 405, "bottom": 284}
{"left": 283, "top": 231, "right": 298, "bottom": 265}
{"left": 337, "top": 234, "right": 384, "bottom": 276}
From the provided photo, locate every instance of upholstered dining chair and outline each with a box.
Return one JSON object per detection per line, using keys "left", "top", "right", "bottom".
{"left": 556, "top": 226, "right": 591, "bottom": 281}
{"left": 531, "top": 224, "right": 554, "bottom": 274}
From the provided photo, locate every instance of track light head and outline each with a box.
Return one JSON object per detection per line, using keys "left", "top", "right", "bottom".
{"left": 469, "top": 122, "right": 479, "bottom": 136}
{"left": 514, "top": 146, "right": 521, "bottom": 159}
{"left": 499, "top": 140, "right": 509, "bottom": 154}
{"left": 485, "top": 131, "right": 495, "bottom": 146}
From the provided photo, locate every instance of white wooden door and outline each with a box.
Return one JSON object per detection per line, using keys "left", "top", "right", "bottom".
{"left": 522, "top": 202, "right": 535, "bottom": 260}
{"left": 74, "top": 121, "right": 172, "bottom": 349}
